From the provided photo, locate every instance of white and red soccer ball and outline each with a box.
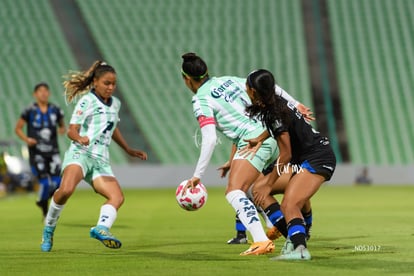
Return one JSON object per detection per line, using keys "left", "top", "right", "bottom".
{"left": 175, "top": 180, "right": 208, "bottom": 211}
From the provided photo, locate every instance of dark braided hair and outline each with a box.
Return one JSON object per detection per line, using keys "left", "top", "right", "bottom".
{"left": 245, "top": 69, "right": 290, "bottom": 129}
{"left": 181, "top": 53, "right": 209, "bottom": 81}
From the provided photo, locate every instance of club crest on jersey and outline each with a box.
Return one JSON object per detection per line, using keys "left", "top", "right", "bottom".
{"left": 95, "top": 107, "right": 104, "bottom": 114}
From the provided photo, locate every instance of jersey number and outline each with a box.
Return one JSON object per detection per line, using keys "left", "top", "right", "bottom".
{"left": 103, "top": 121, "right": 114, "bottom": 134}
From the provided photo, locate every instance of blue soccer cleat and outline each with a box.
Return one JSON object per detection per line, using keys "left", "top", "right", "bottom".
{"left": 41, "top": 226, "right": 56, "bottom": 252}
{"left": 90, "top": 225, "right": 122, "bottom": 249}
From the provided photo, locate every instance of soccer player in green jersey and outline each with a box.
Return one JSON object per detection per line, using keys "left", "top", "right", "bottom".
{"left": 40, "top": 61, "right": 148, "bottom": 252}
{"left": 180, "top": 53, "right": 310, "bottom": 256}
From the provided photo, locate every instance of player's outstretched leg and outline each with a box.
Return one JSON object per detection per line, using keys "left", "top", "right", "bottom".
{"left": 226, "top": 190, "right": 274, "bottom": 256}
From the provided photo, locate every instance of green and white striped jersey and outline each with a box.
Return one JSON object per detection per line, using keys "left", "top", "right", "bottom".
{"left": 192, "top": 76, "right": 265, "bottom": 143}
{"left": 68, "top": 91, "right": 121, "bottom": 162}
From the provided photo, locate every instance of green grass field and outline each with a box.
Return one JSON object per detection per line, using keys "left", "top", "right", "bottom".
{"left": 1, "top": 185, "right": 413, "bottom": 276}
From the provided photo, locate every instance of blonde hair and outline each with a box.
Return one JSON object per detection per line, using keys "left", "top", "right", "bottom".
{"left": 63, "top": 60, "right": 115, "bottom": 104}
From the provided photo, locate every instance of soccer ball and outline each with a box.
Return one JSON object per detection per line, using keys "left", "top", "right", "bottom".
{"left": 175, "top": 180, "right": 208, "bottom": 211}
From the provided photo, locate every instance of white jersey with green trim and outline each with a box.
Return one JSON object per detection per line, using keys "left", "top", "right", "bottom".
{"left": 68, "top": 91, "right": 121, "bottom": 162}
{"left": 192, "top": 76, "right": 264, "bottom": 143}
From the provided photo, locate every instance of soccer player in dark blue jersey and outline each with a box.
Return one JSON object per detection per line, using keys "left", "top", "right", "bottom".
{"left": 15, "top": 82, "right": 65, "bottom": 219}
{"left": 243, "top": 69, "right": 336, "bottom": 260}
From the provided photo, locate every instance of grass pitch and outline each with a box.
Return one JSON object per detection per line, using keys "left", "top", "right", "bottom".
{"left": 0, "top": 185, "right": 413, "bottom": 276}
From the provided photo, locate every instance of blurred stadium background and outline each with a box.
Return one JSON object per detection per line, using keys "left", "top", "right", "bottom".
{"left": 1, "top": 0, "right": 413, "bottom": 191}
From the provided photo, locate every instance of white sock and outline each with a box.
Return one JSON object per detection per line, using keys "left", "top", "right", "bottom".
{"left": 97, "top": 204, "right": 117, "bottom": 229}
{"left": 226, "top": 190, "right": 268, "bottom": 242}
{"left": 45, "top": 198, "right": 64, "bottom": 227}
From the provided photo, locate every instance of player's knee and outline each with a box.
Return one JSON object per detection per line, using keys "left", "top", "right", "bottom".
{"left": 118, "top": 194, "right": 125, "bottom": 207}
{"left": 110, "top": 194, "right": 124, "bottom": 209}
{"left": 281, "top": 197, "right": 306, "bottom": 214}
{"left": 57, "top": 185, "right": 76, "bottom": 198}
{"left": 53, "top": 187, "right": 74, "bottom": 204}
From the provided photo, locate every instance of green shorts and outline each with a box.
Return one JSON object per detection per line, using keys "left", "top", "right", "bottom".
{"left": 233, "top": 129, "right": 278, "bottom": 172}
{"left": 61, "top": 149, "right": 114, "bottom": 185}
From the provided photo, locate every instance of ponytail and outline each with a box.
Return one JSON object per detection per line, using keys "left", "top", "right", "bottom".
{"left": 63, "top": 60, "right": 115, "bottom": 104}
{"left": 245, "top": 69, "right": 290, "bottom": 128}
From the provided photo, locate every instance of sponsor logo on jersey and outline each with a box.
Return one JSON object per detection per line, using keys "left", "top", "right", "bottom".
{"left": 211, "top": 79, "right": 234, "bottom": 98}
{"left": 211, "top": 84, "right": 243, "bottom": 103}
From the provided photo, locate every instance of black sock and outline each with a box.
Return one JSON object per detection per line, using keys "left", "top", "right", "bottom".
{"left": 264, "top": 202, "right": 287, "bottom": 237}
{"left": 302, "top": 209, "right": 312, "bottom": 239}
{"left": 287, "top": 218, "right": 307, "bottom": 249}
{"left": 237, "top": 231, "right": 246, "bottom": 238}
{"left": 36, "top": 200, "right": 48, "bottom": 217}
{"left": 302, "top": 209, "right": 312, "bottom": 226}
{"left": 235, "top": 215, "right": 246, "bottom": 237}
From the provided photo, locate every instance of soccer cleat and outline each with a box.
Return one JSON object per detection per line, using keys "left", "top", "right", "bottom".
{"left": 266, "top": 226, "right": 283, "bottom": 241}
{"left": 271, "top": 245, "right": 311, "bottom": 261}
{"left": 280, "top": 238, "right": 294, "bottom": 255}
{"left": 240, "top": 240, "right": 274, "bottom": 256}
{"left": 41, "top": 226, "right": 56, "bottom": 252}
{"left": 90, "top": 225, "right": 122, "bottom": 249}
{"left": 227, "top": 235, "right": 248, "bottom": 244}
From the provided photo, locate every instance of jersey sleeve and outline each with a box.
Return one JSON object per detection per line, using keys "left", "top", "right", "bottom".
{"left": 192, "top": 95, "right": 215, "bottom": 127}
{"left": 114, "top": 97, "right": 121, "bottom": 123}
{"left": 268, "top": 119, "right": 288, "bottom": 138}
{"left": 275, "top": 85, "right": 299, "bottom": 107}
{"left": 58, "top": 106, "right": 64, "bottom": 121}
{"left": 20, "top": 106, "right": 31, "bottom": 122}
{"left": 191, "top": 95, "right": 217, "bottom": 178}
{"left": 193, "top": 124, "right": 217, "bottom": 178}
{"left": 70, "top": 96, "right": 92, "bottom": 125}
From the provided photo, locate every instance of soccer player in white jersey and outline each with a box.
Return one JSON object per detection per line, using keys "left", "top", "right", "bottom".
{"left": 40, "top": 61, "right": 148, "bottom": 252}
{"left": 180, "top": 53, "right": 308, "bottom": 256}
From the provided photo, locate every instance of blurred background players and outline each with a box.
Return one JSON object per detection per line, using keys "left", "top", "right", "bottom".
{"left": 15, "top": 82, "right": 65, "bottom": 219}
{"left": 355, "top": 167, "right": 372, "bottom": 185}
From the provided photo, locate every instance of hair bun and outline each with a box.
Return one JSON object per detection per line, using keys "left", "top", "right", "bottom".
{"left": 182, "top": 52, "right": 198, "bottom": 61}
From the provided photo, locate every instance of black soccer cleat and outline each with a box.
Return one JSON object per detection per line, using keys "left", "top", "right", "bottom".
{"left": 227, "top": 235, "right": 248, "bottom": 244}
